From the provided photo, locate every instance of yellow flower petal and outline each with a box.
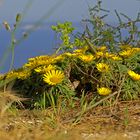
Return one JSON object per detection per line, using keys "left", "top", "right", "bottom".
{"left": 97, "top": 87, "right": 112, "bottom": 95}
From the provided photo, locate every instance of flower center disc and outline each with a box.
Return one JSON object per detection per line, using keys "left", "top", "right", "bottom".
{"left": 50, "top": 76, "right": 61, "bottom": 84}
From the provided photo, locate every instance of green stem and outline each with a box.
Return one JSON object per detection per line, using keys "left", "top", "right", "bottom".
{"left": 9, "top": 32, "right": 16, "bottom": 71}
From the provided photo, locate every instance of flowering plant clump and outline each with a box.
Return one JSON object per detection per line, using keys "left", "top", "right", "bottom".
{"left": 1, "top": 19, "right": 140, "bottom": 108}
{"left": 1, "top": 38, "right": 140, "bottom": 108}
{"left": 0, "top": 1, "right": 140, "bottom": 109}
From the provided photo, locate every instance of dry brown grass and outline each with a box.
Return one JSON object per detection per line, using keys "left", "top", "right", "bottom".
{"left": 0, "top": 89, "right": 24, "bottom": 116}
{"left": 0, "top": 101, "right": 140, "bottom": 140}
{"left": 0, "top": 89, "right": 140, "bottom": 140}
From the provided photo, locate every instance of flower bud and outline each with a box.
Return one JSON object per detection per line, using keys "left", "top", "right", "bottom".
{"left": 3, "top": 21, "right": 11, "bottom": 31}
{"left": 16, "top": 13, "right": 21, "bottom": 22}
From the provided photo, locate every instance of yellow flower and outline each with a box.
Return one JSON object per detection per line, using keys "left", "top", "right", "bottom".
{"left": 96, "top": 51, "right": 115, "bottom": 59}
{"left": 73, "top": 49, "right": 83, "bottom": 53}
{"left": 17, "top": 70, "right": 31, "bottom": 80}
{"left": 73, "top": 46, "right": 88, "bottom": 54}
{"left": 6, "top": 68, "right": 31, "bottom": 80}
{"left": 63, "top": 52, "right": 78, "bottom": 57}
{"left": 53, "top": 54, "right": 64, "bottom": 62}
{"left": 119, "top": 44, "right": 132, "bottom": 50}
{"left": 34, "top": 67, "right": 43, "bottom": 73}
{"left": 119, "top": 48, "right": 140, "bottom": 58}
{"left": 79, "top": 54, "right": 96, "bottom": 62}
{"left": 28, "top": 55, "right": 50, "bottom": 62}
{"left": 24, "top": 55, "right": 61, "bottom": 69}
{"left": 95, "top": 51, "right": 104, "bottom": 58}
{"left": 63, "top": 52, "right": 73, "bottom": 57}
{"left": 111, "top": 55, "right": 122, "bottom": 61}
{"left": 128, "top": 70, "right": 140, "bottom": 81}
{"left": 35, "top": 65, "right": 56, "bottom": 73}
{"left": 105, "top": 52, "right": 115, "bottom": 58}
{"left": 96, "top": 63, "right": 110, "bottom": 72}
{"left": 119, "top": 49, "right": 134, "bottom": 58}
{"left": 6, "top": 71, "right": 18, "bottom": 79}
{"left": 23, "top": 55, "right": 54, "bottom": 69}
{"left": 97, "top": 87, "right": 112, "bottom": 95}
{"left": 132, "top": 48, "right": 140, "bottom": 53}
{"left": 97, "top": 46, "right": 107, "bottom": 51}
{"left": 43, "top": 70, "right": 64, "bottom": 85}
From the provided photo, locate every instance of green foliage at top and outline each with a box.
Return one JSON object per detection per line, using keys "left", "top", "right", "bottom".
{"left": 52, "top": 22, "right": 75, "bottom": 52}
{"left": 82, "top": 0, "right": 140, "bottom": 51}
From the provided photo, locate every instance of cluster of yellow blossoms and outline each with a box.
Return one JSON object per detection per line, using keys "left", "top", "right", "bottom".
{"left": 4, "top": 69, "right": 31, "bottom": 80}
{"left": 1, "top": 55, "right": 65, "bottom": 86}
{"left": 1, "top": 44, "right": 140, "bottom": 96}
